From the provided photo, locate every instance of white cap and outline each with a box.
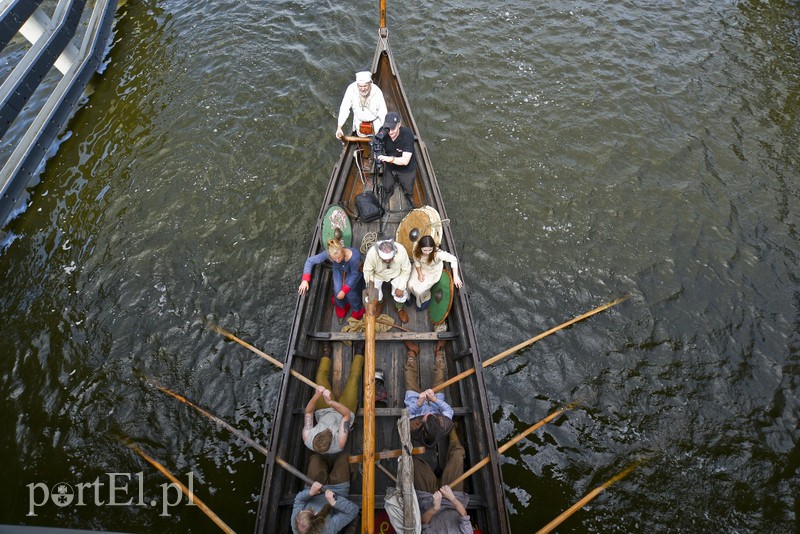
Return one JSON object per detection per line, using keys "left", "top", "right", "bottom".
{"left": 355, "top": 71, "right": 372, "bottom": 84}
{"left": 377, "top": 240, "right": 396, "bottom": 260}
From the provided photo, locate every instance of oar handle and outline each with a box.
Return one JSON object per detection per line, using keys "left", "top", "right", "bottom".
{"left": 342, "top": 135, "right": 370, "bottom": 143}
{"left": 377, "top": 462, "right": 397, "bottom": 483}
{"left": 275, "top": 456, "right": 348, "bottom": 498}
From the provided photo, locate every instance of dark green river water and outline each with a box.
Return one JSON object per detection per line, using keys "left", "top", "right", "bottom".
{"left": 1, "top": 0, "right": 798, "bottom": 532}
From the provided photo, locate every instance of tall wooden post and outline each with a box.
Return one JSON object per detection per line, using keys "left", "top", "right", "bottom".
{"left": 361, "top": 286, "right": 378, "bottom": 532}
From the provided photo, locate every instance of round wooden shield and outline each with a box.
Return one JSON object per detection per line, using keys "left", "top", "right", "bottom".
{"left": 321, "top": 205, "right": 352, "bottom": 248}
{"left": 395, "top": 206, "right": 441, "bottom": 257}
{"left": 428, "top": 270, "right": 454, "bottom": 325}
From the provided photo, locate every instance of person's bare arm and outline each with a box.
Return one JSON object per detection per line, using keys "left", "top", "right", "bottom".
{"left": 302, "top": 386, "right": 326, "bottom": 441}
{"left": 421, "top": 491, "right": 442, "bottom": 524}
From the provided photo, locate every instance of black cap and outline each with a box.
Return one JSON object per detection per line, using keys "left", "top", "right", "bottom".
{"left": 383, "top": 112, "right": 402, "bottom": 130}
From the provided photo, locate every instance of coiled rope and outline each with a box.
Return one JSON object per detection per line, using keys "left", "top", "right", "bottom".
{"left": 360, "top": 231, "right": 378, "bottom": 254}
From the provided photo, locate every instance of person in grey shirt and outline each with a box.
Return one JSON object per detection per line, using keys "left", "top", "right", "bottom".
{"left": 291, "top": 453, "right": 358, "bottom": 534}
{"left": 413, "top": 429, "right": 472, "bottom": 533}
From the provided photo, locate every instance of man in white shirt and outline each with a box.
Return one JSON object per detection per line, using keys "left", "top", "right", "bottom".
{"left": 335, "top": 71, "right": 387, "bottom": 140}
{"left": 335, "top": 71, "right": 387, "bottom": 170}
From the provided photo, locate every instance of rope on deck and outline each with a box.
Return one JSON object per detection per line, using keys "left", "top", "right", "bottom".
{"left": 361, "top": 231, "right": 378, "bottom": 254}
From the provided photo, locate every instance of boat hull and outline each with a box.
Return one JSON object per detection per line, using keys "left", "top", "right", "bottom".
{"left": 255, "top": 33, "right": 510, "bottom": 534}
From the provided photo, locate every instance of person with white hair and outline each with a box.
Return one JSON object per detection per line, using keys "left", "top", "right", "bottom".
{"left": 335, "top": 70, "right": 387, "bottom": 147}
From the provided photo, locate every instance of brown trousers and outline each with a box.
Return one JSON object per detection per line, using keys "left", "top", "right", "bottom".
{"left": 412, "top": 433, "right": 465, "bottom": 493}
{"left": 404, "top": 353, "right": 445, "bottom": 393}
{"left": 307, "top": 453, "right": 350, "bottom": 485}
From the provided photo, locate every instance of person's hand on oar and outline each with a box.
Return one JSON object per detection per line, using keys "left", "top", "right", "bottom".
{"left": 431, "top": 490, "right": 442, "bottom": 512}
{"left": 308, "top": 481, "right": 324, "bottom": 496}
{"left": 415, "top": 389, "right": 435, "bottom": 407}
{"left": 440, "top": 485, "right": 468, "bottom": 517}
{"left": 324, "top": 489, "right": 338, "bottom": 506}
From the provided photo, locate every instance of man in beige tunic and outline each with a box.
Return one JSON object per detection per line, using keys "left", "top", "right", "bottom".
{"left": 362, "top": 239, "right": 412, "bottom": 323}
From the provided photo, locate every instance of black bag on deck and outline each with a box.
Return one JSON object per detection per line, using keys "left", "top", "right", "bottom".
{"left": 355, "top": 190, "right": 384, "bottom": 222}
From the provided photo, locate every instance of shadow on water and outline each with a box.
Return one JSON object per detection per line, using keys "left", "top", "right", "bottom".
{"left": 0, "top": 0, "right": 798, "bottom": 532}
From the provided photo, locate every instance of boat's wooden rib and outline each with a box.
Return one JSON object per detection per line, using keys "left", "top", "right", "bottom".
{"left": 255, "top": 31, "right": 510, "bottom": 533}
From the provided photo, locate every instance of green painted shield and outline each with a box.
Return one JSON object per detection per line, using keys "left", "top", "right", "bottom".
{"left": 428, "top": 270, "right": 454, "bottom": 325}
{"left": 321, "top": 205, "right": 352, "bottom": 248}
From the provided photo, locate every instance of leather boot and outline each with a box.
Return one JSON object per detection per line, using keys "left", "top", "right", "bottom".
{"left": 397, "top": 306, "right": 409, "bottom": 324}
{"left": 403, "top": 340, "right": 420, "bottom": 357}
{"left": 321, "top": 342, "right": 331, "bottom": 360}
{"left": 434, "top": 339, "right": 447, "bottom": 356}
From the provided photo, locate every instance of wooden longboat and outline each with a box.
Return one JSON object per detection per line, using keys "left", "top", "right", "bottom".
{"left": 255, "top": 29, "right": 511, "bottom": 534}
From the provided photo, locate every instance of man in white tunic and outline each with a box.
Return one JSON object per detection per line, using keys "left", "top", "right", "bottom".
{"left": 335, "top": 71, "right": 387, "bottom": 172}
{"left": 335, "top": 71, "right": 387, "bottom": 140}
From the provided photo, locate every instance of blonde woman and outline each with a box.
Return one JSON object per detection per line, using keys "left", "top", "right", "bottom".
{"left": 299, "top": 230, "right": 365, "bottom": 323}
{"left": 408, "top": 235, "right": 462, "bottom": 310}
{"left": 291, "top": 453, "right": 358, "bottom": 533}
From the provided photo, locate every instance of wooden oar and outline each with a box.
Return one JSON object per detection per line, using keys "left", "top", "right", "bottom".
{"left": 342, "top": 135, "right": 370, "bottom": 143}
{"left": 206, "top": 323, "right": 319, "bottom": 390}
{"left": 127, "top": 441, "right": 236, "bottom": 534}
{"left": 376, "top": 461, "right": 397, "bottom": 483}
{"left": 376, "top": 317, "right": 411, "bottom": 332}
{"left": 536, "top": 457, "right": 647, "bottom": 534}
{"left": 261, "top": 454, "right": 351, "bottom": 497}
{"left": 148, "top": 379, "right": 345, "bottom": 496}
{"left": 434, "top": 296, "right": 629, "bottom": 393}
{"left": 448, "top": 401, "right": 578, "bottom": 489}
{"left": 348, "top": 446, "right": 426, "bottom": 464}
{"left": 272, "top": 456, "right": 350, "bottom": 497}
{"left": 146, "top": 378, "right": 269, "bottom": 456}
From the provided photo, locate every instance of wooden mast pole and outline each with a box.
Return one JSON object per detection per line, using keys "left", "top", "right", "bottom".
{"left": 361, "top": 286, "right": 378, "bottom": 533}
{"left": 363, "top": 3, "right": 385, "bottom": 518}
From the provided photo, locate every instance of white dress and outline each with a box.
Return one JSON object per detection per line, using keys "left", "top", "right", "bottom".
{"left": 407, "top": 250, "right": 458, "bottom": 307}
